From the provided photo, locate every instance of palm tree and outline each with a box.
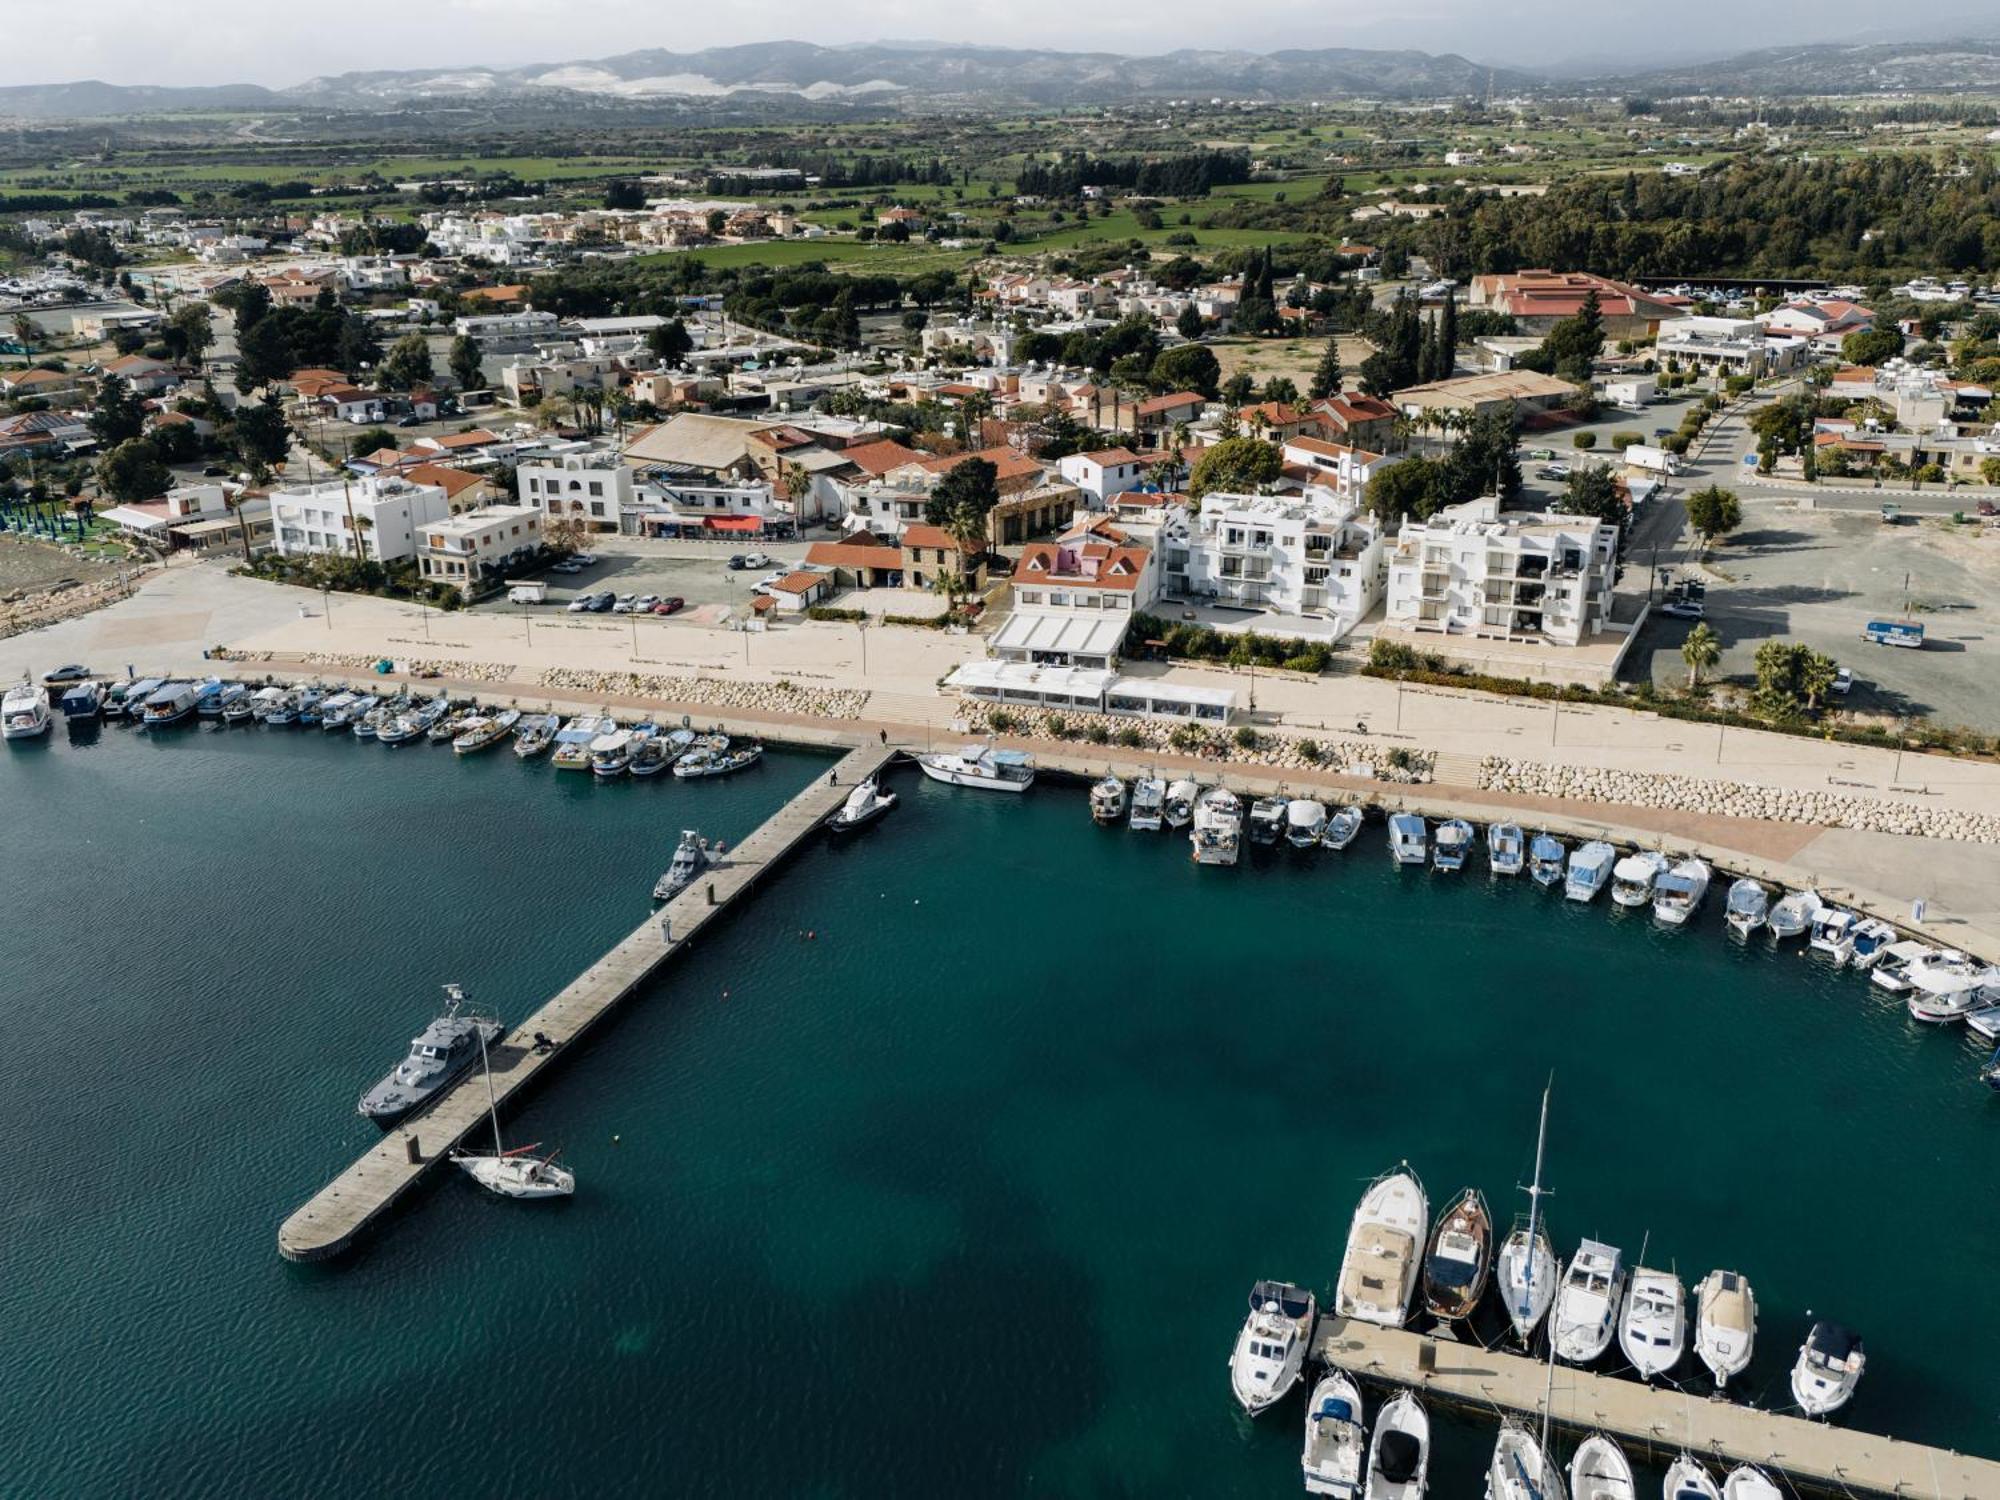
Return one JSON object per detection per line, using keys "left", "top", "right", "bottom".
{"left": 1680, "top": 621, "right": 1720, "bottom": 688}
{"left": 10, "top": 313, "right": 35, "bottom": 355}
{"left": 1798, "top": 649, "right": 1839, "bottom": 712}
{"left": 780, "top": 459, "right": 813, "bottom": 527}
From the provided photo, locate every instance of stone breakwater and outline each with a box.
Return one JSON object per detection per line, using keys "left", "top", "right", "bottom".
{"left": 540, "top": 668, "right": 868, "bottom": 721}
{"left": 961, "top": 701, "right": 1434, "bottom": 782}
{"left": 290, "top": 651, "right": 521, "bottom": 684}
{"left": 1479, "top": 756, "right": 2000, "bottom": 845}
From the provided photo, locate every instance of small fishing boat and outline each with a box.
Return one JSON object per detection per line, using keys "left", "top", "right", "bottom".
{"left": 1488, "top": 822, "right": 1525, "bottom": 876}
{"left": 1721, "top": 1467, "right": 1783, "bottom": 1500}
{"left": 1979, "top": 1045, "right": 2000, "bottom": 1091}
{"left": 511, "top": 713, "right": 562, "bottom": 758}
{"left": 1300, "top": 1370, "right": 1366, "bottom": 1497}
{"left": 117, "top": 678, "right": 163, "bottom": 719}
{"left": 1809, "top": 907, "right": 1861, "bottom": 966}
{"left": 652, "top": 830, "right": 710, "bottom": 901}
{"left": 628, "top": 733, "right": 673, "bottom": 778}
{"left": 1129, "top": 776, "right": 1166, "bottom": 831}
{"left": 1766, "top": 888, "right": 1822, "bottom": 942}
{"left": 1335, "top": 1164, "right": 1427, "bottom": 1328}
{"left": 1552, "top": 1239, "right": 1626, "bottom": 1366}
{"left": 1693, "top": 1269, "right": 1757, "bottom": 1392}
{"left": 916, "top": 743, "right": 1033, "bottom": 792}
{"left": 1618, "top": 1267, "right": 1685, "bottom": 1382}
{"left": 826, "top": 777, "right": 897, "bottom": 833}
{"left": 1868, "top": 940, "right": 1933, "bottom": 994}
{"left": 1420, "top": 1187, "right": 1491, "bottom": 1323}
{"left": 216, "top": 683, "right": 255, "bottom": 721}
{"left": 1248, "top": 793, "right": 1288, "bottom": 845}
{"left": 1791, "top": 1320, "right": 1864, "bottom": 1417}
{"left": 319, "top": 692, "right": 369, "bottom": 731}
{"left": 1528, "top": 832, "right": 1566, "bottom": 888}
{"left": 2, "top": 680, "right": 51, "bottom": 738}
{"left": 247, "top": 685, "right": 290, "bottom": 724}
{"left": 1664, "top": 1456, "right": 1721, "bottom": 1500}
{"left": 451, "top": 1027, "right": 574, "bottom": 1201}
{"left": 673, "top": 741, "right": 764, "bottom": 778}
{"left": 1848, "top": 917, "right": 1898, "bottom": 970}
{"left": 1285, "top": 798, "right": 1327, "bottom": 849}
{"left": 1431, "top": 819, "right": 1473, "bottom": 872}
{"left": 1363, "top": 1388, "right": 1428, "bottom": 1500}
{"left": 1652, "top": 858, "right": 1711, "bottom": 927}
{"left": 550, "top": 715, "right": 615, "bottom": 769}
{"left": 1567, "top": 1433, "right": 1636, "bottom": 1500}
{"left": 427, "top": 705, "right": 477, "bottom": 744}
{"left": 452, "top": 708, "right": 520, "bottom": 755}
{"left": 1189, "top": 786, "right": 1243, "bottom": 867}
{"left": 352, "top": 694, "right": 404, "bottom": 740}
{"left": 1089, "top": 774, "right": 1128, "bottom": 825}
{"left": 1486, "top": 1420, "right": 1562, "bottom": 1500}
{"left": 139, "top": 680, "right": 199, "bottom": 729}
{"left": 1387, "top": 813, "right": 1426, "bottom": 866}
{"left": 588, "top": 728, "right": 637, "bottom": 778}
{"left": 1228, "top": 1280, "right": 1315, "bottom": 1416}
{"left": 192, "top": 677, "right": 228, "bottom": 717}
{"left": 1723, "top": 878, "right": 1770, "bottom": 938}
{"left": 59, "top": 680, "right": 103, "bottom": 721}
{"left": 1564, "top": 841, "right": 1616, "bottom": 902}
{"left": 1609, "top": 849, "right": 1668, "bottom": 908}
{"left": 1163, "top": 777, "right": 1200, "bottom": 829}
{"left": 1322, "top": 805, "right": 1364, "bottom": 851}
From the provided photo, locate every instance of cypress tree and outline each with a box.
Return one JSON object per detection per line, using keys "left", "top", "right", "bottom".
{"left": 1309, "top": 334, "right": 1343, "bottom": 400}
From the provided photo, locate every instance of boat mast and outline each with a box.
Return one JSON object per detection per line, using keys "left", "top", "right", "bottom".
{"left": 1518, "top": 1079, "right": 1552, "bottom": 1326}
{"left": 477, "top": 1026, "right": 503, "bottom": 1157}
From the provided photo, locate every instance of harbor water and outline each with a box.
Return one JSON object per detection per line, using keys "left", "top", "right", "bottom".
{"left": 0, "top": 719, "right": 1993, "bottom": 1496}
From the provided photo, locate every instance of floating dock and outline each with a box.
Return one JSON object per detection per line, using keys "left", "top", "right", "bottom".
{"left": 1312, "top": 1316, "right": 2000, "bottom": 1499}
{"left": 278, "top": 743, "right": 894, "bottom": 1262}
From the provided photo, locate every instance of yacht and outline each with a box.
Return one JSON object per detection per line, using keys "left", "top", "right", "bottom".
{"left": 1609, "top": 850, "right": 1669, "bottom": 908}
{"left": 1567, "top": 1434, "right": 1635, "bottom": 1500}
{"left": 1488, "top": 823, "right": 1526, "bottom": 876}
{"left": 1420, "top": 1187, "right": 1491, "bottom": 1323}
{"left": 1363, "top": 1389, "right": 1428, "bottom": 1500}
{"left": 1228, "top": 1280, "right": 1316, "bottom": 1415}
{"left": 1617, "top": 1267, "right": 1685, "bottom": 1382}
{"left": 1387, "top": 813, "right": 1427, "bottom": 866}
{"left": 453, "top": 708, "right": 521, "bottom": 755}
{"left": 1129, "top": 776, "right": 1166, "bottom": 831}
{"left": 1808, "top": 907, "right": 1861, "bottom": 965}
{"left": 140, "top": 680, "right": 200, "bottom": 729}
{"left": 1323, "top": 805, "right": 1365, "bottom": 851}
{"left": 1721, "top": 1467, "right": 1783, "bottom": 1500}
{"left": 1791, "top": 1321, "right": 1864, "bottom": 1416}
{"left": 826, "top": 777, "right": 897, "bottom": 833}
{"left": 1498, "top": 1086, "right": 1557, "bottom": 1345}
{"left": 652, "top": 830, "right": 710, "bottom": 901}
{"left": 1432, "top": 819, "right": 1474, "bottom": 872}
{"left": 1089, "top": 774, "right": 1128, "bottom": 825}
{"left": 918, "top": 743, "right": 1034, "bottom": 792}
{"left": 512, "top": 713, "right": 562, "bottom": 759}
{"left": 1693, "top": 1269, "right": 1757, "bottom": 1391}
{"left": 1766, "top": 888, "right": 1822, "bottom": 942}
{"left": 675, "top": 741, "right": 764, "bottom": 778}
{"left": 1285, "top": 798, "right": 1328, "bottom": 849}
{"left": 1868, "top": 940, "right": 1933, "bottom": 994}
{"left": 356, "top": 983, "right": 505, "bottom": 1124}
{"left": 1564, "top": 842, "right": 1616, "bottom": 902}
{"left": 1528, "top": 832, "right": 1566, "bottom": 888}
{"left": 2, "top": 680, "right": 52, "bottom": 739}
{"left": 1248, "top": 793, "right": 1288, "bottom": 845}
{"left": 451, "top": 1028, "right": 574, "bottom": 1201}
{"left": 1723, "top": 879, "right": 1770, "bottom": 938}
{"left": 1163, "top": 777, "right": 1200, "bottom": 829}
{"left": 1848, "top": 917, "right": 1898, "bottom": 970}
{"left": 1663, "top": 1456, "right": 1721, "bottom": 1500}
{"left": 1335, "top": 1165, "right": 1427, "bottom": 1328}
{"left": 1485, "top": 1420, "right": 1564, "bottom": 1500}
{"left": 1652, "top": 859, "right": 1711, "bottom": 926}
{"left": 588, "top": 728, "right": 637, "bottom": 778}
{"left": 1552, "top": 1240, "right": 1626, "bottom": 1366}
{"left": 1904, "top": 950, "right": 1995, "bottom": 1024}
{"left": 1300, "top": 1370, "right": 1366, "bottom": 1497}
{"left": 1190, "top": 786, "right": 1243, "bottom": 867}
{"left": 551, "top": 716, "right": 616, "bottom": 770}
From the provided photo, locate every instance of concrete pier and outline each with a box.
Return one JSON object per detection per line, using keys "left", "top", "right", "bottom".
{"left": 277, "top": 742, "right": 895, "bottom": 1262}
{"left": 1312, "top": 1316, "right": 2000, "bottom": 1498}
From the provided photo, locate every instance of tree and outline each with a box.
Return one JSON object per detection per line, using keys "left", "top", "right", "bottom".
{"left": 1188, "top": 436, "right": 1281, "bottom": 499}
{"left": 1357, "top": 351, "right": 1400, "bottom": 399}
{"left": 377, "top": 333, "right": 433, "bottom": 392}
{"left": 233, "top": 398, "right": 292, "bottom": 477}
{"left": 1680, "top": 621, "right": 1720, "bottom": 688}
{"left": 166, "top": 304, "right": 213, "bottom": 369}
{"left": 448, "top": 334, "right": 483, "bottom": 391}
{"left": 87, "top": 373, "right": 146, "bottom": 447}
{"left": 1308, "top": 334, "right": 1343, "bottom": 400}
{"left": 1366, "top": 456, "right": 1441, "bottom": 525}
{"left": 1219, "top": 372, "right": 1256, "bottom": 406}
{"left": 10, "top": 313, "right": 36, "bottom": 354}
{"left": 1798, "top": 649, "right": 1839, "bottom": 711}
{"left": 1685, "top": 484, "right": 1742, "bottom": 551}
{"left": 234, "top": 312, "right": 295, "bottom": 391}
{"left": 1175, "top": 304, "right": 1204, "bottom": 340}
{"left": 95, "top": 438, "right": 171, "bottom": 503}
{"left": 345, "top": 425, "right": 397, "bottom": 460}
{"left": 1149, "top": 343, "right": 1220, "bottom": 399}
{"left": 924, "top": 457, "right": 999, "bottom": 527}
{"left": 1261, "top": 376, "right": 1298, "bottom": 405}
{"left": 1842, "top": 326, "right": 1904, "bottom": 368}
{"left": 647, "top": 316, "right": 693, "bottom": 366}
{"left": 1435, "top": 289, "right": 1458, "bottom": 375}
{"left": 1558, "top": 466, "right": 1625, "bottom": 530}
{"left": 1982, "top": 455, "right": 2000, "bottom": 487}
{"left": 603, "top": 179, "right": 646, "bottom": 210}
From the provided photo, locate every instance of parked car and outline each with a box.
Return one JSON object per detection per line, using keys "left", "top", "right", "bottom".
{"left": 201, "top": 464, "right": 229, "bottom": 477}
{"left": 653, "top": 596, "right": 685, "bottom": 615}
{"left": 1978, "top": 500, "right": 1997, "bottom": 517}
{"left": 396, "top": 415, "right": 422, "bottom": 428}
{"left": 40, "top": 664, "right": 91, "bottom": 685}
{"left": 566, "top": 595, "right": 594, "bottom": 613}
{"left": 1660, "top": 599, "right": 1705, "bottom": 621}
{"left": 586, "top": 591, "right": 617, "bottom": 613}
{"left": 550, "top": 560, "right": 584, "bottom": 575}
{"left": 726, "top": 554, "right": 749, "bottom": 570}
{"left": 1832, "top": 666, "right": 1854, "bottom": 695}
{"left": 571, "top": 553, "right": 598, "bottom": 567}
{"left": 634, "top": 594, "right": 661, "bottom": 612}
{"left": 612, "top": 593, "right": 640, "bottom": 614}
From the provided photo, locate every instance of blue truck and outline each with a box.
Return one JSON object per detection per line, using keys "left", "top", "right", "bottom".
{"left": 1863, "top": 619, "right": 1925, "bottom": 648}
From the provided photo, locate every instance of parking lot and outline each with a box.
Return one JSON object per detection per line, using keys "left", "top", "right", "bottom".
{"left": 470, "top": 536, "right": 819, "bottom": 620}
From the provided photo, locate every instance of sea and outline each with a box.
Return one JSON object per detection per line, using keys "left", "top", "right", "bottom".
{"left": 0, "top": 711, "right": 1993, "bottom": 1497}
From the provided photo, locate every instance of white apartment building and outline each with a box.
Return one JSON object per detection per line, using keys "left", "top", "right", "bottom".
{"left": 1173, "top": 489, "right": 1384, "bottom": 637}
{"left": 1279, "top": 436, "right": 1393, "bottom": 507}
{"left": 1656, "top": 316, "right": 1809, "bottom": 380}
{"left": 1056, "top": 447, "right": 1151, "bottom": 508}
{"left": 418, "top": 504, "right": 543, "bottom": 592}
{"left": 1384, "top": 496, "right": 1617, "bottom": 647}
{"left": 268, "top": 475, "right": 451, "bottom": 564}
{"left": 516, "top": 450, "right": 634, "bottom": 532}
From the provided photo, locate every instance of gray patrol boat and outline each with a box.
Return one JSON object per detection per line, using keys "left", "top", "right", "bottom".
{"left": 357, "top": 983, "right": 505, "bottom": 1125}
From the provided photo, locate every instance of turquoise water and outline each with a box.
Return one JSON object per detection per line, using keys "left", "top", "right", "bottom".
{"left": 0, "top": 717, "right": 1993, "bottom": 1497}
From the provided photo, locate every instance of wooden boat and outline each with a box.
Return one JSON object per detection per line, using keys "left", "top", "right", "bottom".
{"left": 1421, "top": 1187, "right": 1493, "bottom": 1323}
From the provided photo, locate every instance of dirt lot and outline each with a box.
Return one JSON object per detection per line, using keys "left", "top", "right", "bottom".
{"left": 0, "top": 534, "right": 124, "bottom": 599}
{"left": 1209, "top": 334, "right": 1379, "bottom": 398}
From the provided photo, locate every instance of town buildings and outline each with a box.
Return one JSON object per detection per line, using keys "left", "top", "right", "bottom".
{"left": 1383, "top": 496, "right": 1618, "bottom": 647}
{"left": 267, "top": 474, "right": 452, "bottom": 563}
{"left": 1172, "top": 489, "right": 1384, "bottom": 637}
{"left": 417, "top": 504, "right": 543, "bottom": 592}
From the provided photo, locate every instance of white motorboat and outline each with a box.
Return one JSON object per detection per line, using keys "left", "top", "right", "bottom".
{"left": 1323, "top": 805, "right": 1365, "bottom": 851}
{"left": 1664, "top": 1456, "right": 1721, "bottom": 1500}
{"left": 1488, "top": 822, "right": 1526, "bottom": 876}
{"left": 1609, "top": 850, "right": 1668, "bottom": 908}
{"left": 1721, "top": 1466, "right": 1783, "bottom": 1500}
{"left": 450, "top": 1028, "right": 575, "bottom": 1201}
{"left": 1229, "top": 1280, "right": 1316, "bottom": 1416}
{"left": 917, "top": 743, "right": 1034, "bottom": 792}
{"left": 1967, "top": 1002, "right": 2000, "bottom": 1043}
{"left": 1300, "top": 1370, "right": 1366, "bottom": 1497}
{"left": 826, "top": 777, "right": 896, "bottom": 833}
{"left": 1498, "top": 1086, "right": 1556, "bottom": 1345}
{"left": 1248, "top": 794, "right": 1288, "bottom": 845}
{"left": 1723, "top": 878, "right": 1770, "bottom": 938}
{"left": 248, "top": 685, "right": 290, "bottom": 723}
{"left": 1432, "top": 819, "right": 1473, "bottom": 872}
{"left": 1848, "top": 917, "right": 1898, "bottom": 970}
{"left": 1791, "top": 1321, "right": 1864, "bottom": 1417}
{"left": 1868, "top": 940, "right": 1933, "bottom": 994}
{"left": 220, "top": 687, "right": 259, "bottom": 724}
{"left": 1089, "top": 774, "right": 1127, "bottom": 824}
{"left": 1904, "top": 950, "right": 1995, "bottom": 1023}
{"left": 1363, "top": 1388, "right": 1428, "bottom": 1500}
{"left": 1163, "top": 777, "right": 1200, "bottom": 829}
{"left": 1808, "top": 907, "right": 1860, "bottom": 966}
{"left": 588, "top": 728, "right": 637, "bottom": 777}
{"left": 1286, "top": 798, "right": 1328, "bottom": 848}
{"left": 1387, "top": 813, "right": 1427, "bottom": 866}
{"left": 1528, "top": 833, "right": 1565, "bottom": 888}
{"left": 1617, "top": 1267, "right": 1685, "bottom": 1382}
{"left": 1693, "top": 1269, "right": 1757, "bottom": 1392}
{"left": 1567, "top": 1434, "right": 1636, "bottom": 1500}
{"left": 512, "top": 713, "right": 562, "bottom": 758}
{"left": 1335, "top": 1165, "right": 1428, "bottom": 1328}
{"left": 1564, "top": 842, "right": 1616, "bottom": 902}
{"left": 2, "top": 680, "right": 51, "bottom": 739}
{"left": 1552, "top": 1239, "right": 1626, "bottom": 1366}
{"left": 1766, "top": 888, "right": 1822, "bottom": 942}
{"left": 1485, "top": 1420, "right": 1565, "bottom": 1500}
{"left": 1129, "top": 776, "right": 1166, "bottom": 831}
{"left": 1652, "top": 858, "right": 1712, "bottom": 926}
{"left": 1190, "top": 786, "right": 1243, "bottom": 867}
{"left": 452, "top": 708, "right": 521, "bottom": 754}
{"left": 673, "top": 741, "right": 763, "bottom": 778}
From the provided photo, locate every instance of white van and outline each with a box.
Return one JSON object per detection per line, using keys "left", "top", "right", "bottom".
{"left": 508, "top": 581, "right": 548, "bottom": 605}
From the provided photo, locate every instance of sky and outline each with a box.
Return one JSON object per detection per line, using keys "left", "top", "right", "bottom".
{"left": 0, "top": 0, "right": 1984, "bottom": 90}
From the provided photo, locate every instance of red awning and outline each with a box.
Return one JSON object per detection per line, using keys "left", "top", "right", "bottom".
{"left": 704, "top": 515, "right": 764, "bottom": 533}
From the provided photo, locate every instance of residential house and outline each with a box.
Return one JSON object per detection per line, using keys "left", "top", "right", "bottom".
{"left": 1383, "top": 496, "right": 1617, "bottom": 647}
{"left": 994, "top": 521, "right": 1159, "bottom": 669}
{"left": 516, "top": 449, "right": 634, "bottom": 531}
{"left": 1279, "top": 436, "right": 1390, "bottom": 507}
{"left": 100, "top": 354, "right": 180, "bottom": 396}
{"left": 1760, "top": 300, "right": 1875, "bottom": 349}
{"left": 1133, "top": 391, "right": 1207, "bottom": 440}
{"left": 759, "top": 569, "right": 834, "bottom": 612}
{"left": 1311, "top": 393, "right": 1397, "bottom": 452}
{"left": 900, "top": 523, "right": 986, "bottom": 592}
{"left": 803, "top": 531, "right": 906, "bottom": 589}
{"left": 1055, "top": 447, "right": 1150, "bottom": 508}
{"left": 1391, "top": 369, "right": 1581, "bottom": 421}
{"left": 624, "top": 477, "right": 785, "bottom": 539}
{"left": 418, "top": 503, "right": 543, "bottom": 593}
{"left": 402, "top": 461, "right": 496, "bottom": 514}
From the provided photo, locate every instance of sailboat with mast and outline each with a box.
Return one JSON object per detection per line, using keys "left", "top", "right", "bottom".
{"left": 1489, "top": 1158, "right": 1569, "bottom": 1500}
{"left": 1496, "top": 1081, "right": 1557, "bottom": 1345}
{"left": 451, "top": 1028, "right": 576, "bottom": 1200}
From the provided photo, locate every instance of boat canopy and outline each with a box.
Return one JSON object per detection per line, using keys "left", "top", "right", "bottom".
{"left": 987, "top": 749, "right": 1032, "bottom": 767}
{"left": 1807, "top": 1321, "right": 1859, "bottom": 1360}
{"left": 1656, "top": 873, "right": 1700, "bottom": 896}
{"left": 1315, "top": 1396, "right": 1355, "bottom": 1423}
{"left": 1248, "top": 1280, "right": 1313, "bottom": 1319}
{"left": 1530, "top": 833, "right": 1563, "bottom": 857}
{"left": 1378, "top": 1431, "right": 1421, "bottom": 1483}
